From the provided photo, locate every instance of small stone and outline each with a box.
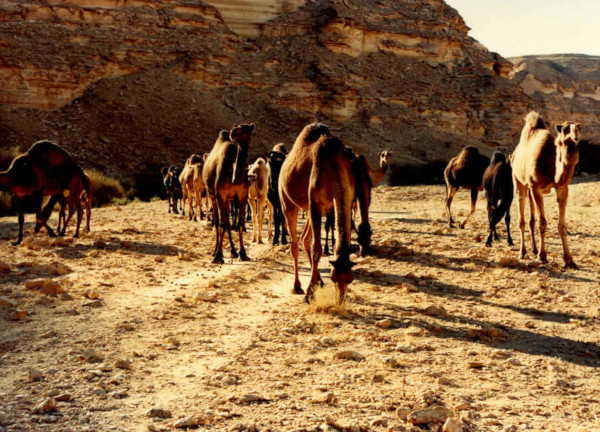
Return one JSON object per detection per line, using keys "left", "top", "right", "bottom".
{"left": 424, "top": 305, "right": 448, "bottom": 317}
{"left": 499, "top": 257, "right": 519, "bottom": 268}
{"left": 147, "top": 408, "right": 172, "bottom": 418}
{"left": 10, "top": 309, "right": 28, "bottom": 320}
{"left": 173, "top": 416, "right": 202, "bottom": 428}
{"left": 321, "top": 337, "right": 335, "bottom": 346}
{"left": 333, "top": 350, "right": 365, "bottom": 361}
{"left": 396, "top": 344, "right": 413, "bottom": 353}
{"left": 396, "top": 407, "right": 411, "bottom": 421}
{"left": 91, "top": 387, "right": 107, "bottom": 397}
{"left": 468, "top": 361, "right": 485, "bottom": 369}
{"left": 402, "top": 282, "right": 419, "bottom": 293}
{"left": 442, "top": 417, "right": 463, "bottom": 432}
{"left": 32, "top": 398, "right": 56, "bottom": 414}
{"left": 82, "top": 299, "right": 104, "bottom": 307}
{"left": 114, "top": 359, "right": 132, "bottom": 369}
{"left": 375, "top": 319, "right": 393, "bottom": 329}
{"left": 28, "top": 369, "right": 44, "bottom": 381}
{"left": 222, "top": 375, "right": 238, "bottom": 386}
{"left": 0, "top": 296, "right": 17, "bottom": 308}
{"left": 0, "top": 261, "right": 11, "bottom": 273}
{"left": 81, "top": 348, "right": 104, "bottom": 362}
{"left": 408, "top": 405, "right": 454, "bottom": 425}
{"left": 55, "top": 394, "right": 72, "bottom": 402}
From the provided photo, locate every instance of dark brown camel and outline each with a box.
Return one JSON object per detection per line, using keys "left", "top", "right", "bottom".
{"left": 56, "top": 171, "right": 93, "bottom": 238}
{"left": 203, "top": 124, "right": 254, "bottom": 264}
{"left": 482, "top": 152, "right": 514, "bottom": 247}
{"left": 444, "top": 146, "right": 491, "bottom": 228}
{"left": 279, "top": 123, "right": 356, "bottom": 304}
{"left": 0, "top": 140, "right": 83, "bottom": 245}
{"left": 267, "top": 144, "right": 288, "bottom": 246}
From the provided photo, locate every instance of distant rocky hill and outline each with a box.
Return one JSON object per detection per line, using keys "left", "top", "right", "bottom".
{"left": 0, "top": 0, "right": 534, "bottom": 195}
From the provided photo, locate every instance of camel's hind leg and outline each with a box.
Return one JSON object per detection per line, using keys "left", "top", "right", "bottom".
{"left": 459, "top": 188, "right": 478, "bottom": 229}
{"left": 530, "top": 188, "right": 547, "bottom": 263}
{"left": 249, "top": 198, "right": 258, "bottom": 242}
{"left": 445, "top": 185, "right": 458, "bottom": 227}
{"left": 281, "top": 193, "right": 303, "bottom": 295}
{"left": 556, "top": 186, "right": 577, "bottom": 269}
{"left": 237, "top": 197, "right": 250, "bottom": 261}
{"left": 266, "top": 199, "right": 273, "bottom": 241}
{"left": 13, "top": 199, "right": 25, "bottom": 246}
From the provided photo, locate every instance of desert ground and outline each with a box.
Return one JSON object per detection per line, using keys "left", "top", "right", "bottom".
{"left": 0, "top": 182, "right": 599, "bottom": 432}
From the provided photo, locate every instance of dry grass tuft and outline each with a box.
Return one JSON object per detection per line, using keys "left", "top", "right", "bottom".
{"left": 86, "top": 169, "right": 125, "bottom": 207}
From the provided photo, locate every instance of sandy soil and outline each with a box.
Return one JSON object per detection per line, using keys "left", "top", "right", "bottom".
{"left": 1, "top": 182, "right": 599, "bottom": 432}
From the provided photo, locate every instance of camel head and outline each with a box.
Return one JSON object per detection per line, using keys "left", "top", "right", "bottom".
{"left": 230, "top": 123, "right": 255, "bottom": 145}
{"left": 272, "top": 143, "right": 288, "bottom": 155}
{"left": 187, "top": 154, "right": 203, "bottom": 165}
{"left": 555, "top": 122, "right": 581, "bottom": 150}
{"left": 379, "top": 151, "right": 392, "bottom": 167}
{"left": 329, "top": 255, "right": 356, "bottom": 302}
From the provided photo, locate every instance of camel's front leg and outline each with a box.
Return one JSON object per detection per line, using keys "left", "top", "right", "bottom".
{"left": 445, "top": 185, "right": 458, "bottom": 227}
{"left": 530, "top": 189, "right": 547, "bottom": 263}
{"left": 256, "top": 197, "right": 265, "bottom": 244}
{"left": 249, "top": 198, "right": 258, "bottom": 243}
{"left": 556, "top": 186, "right": 577, "bottom": 269}
{"left": 266, "top": 199, "right": 273, "bottom": 241}
{"left": 282, "top": 194, "right": 303, "bottom": 295}
{"left": 305, "top": 208, "right": 324, "bottom": 304}
{"left": 528, "top": 189, "right": 538, "bottom": 256}
{"left": 459, "top": 188, "right": 478, "bottom": 229}
{"left": 237, "top": 197, "right": 250, "bottom": 261}
{"left": 515, "top": 182, "right": 528, "bottom": 258}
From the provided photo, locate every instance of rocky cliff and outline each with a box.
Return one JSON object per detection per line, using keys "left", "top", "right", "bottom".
{"left": 0, "top": 0, "right": 533, "bottom": 194}
{"left": 509, "top": 54, "right": 600, "bottom": 146}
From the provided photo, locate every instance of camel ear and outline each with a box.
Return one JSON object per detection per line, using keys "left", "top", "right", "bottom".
{"left": 249, "top": 123, "right": 255, "bottom": 131}
{"left": 576, "top": 123, "right": 581, "bottom": 130}
{"left": 555, "top": 124, "right": 563, "bottom": 134}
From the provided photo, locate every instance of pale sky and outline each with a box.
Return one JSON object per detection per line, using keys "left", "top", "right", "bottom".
{"left": 444, "top": 0, "right": 600, "bottom": 58}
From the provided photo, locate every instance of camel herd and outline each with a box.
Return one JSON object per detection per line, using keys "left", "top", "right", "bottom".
{"left": 0, "top": 110, "right": 581, "bottom": 304}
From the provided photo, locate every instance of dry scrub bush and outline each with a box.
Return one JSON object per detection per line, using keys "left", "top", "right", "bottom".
{"left": 86, "top": 169, "right": 125, "bottom": 207}
{"left": 0, "top": 146, "right": 21, "bottom": 215}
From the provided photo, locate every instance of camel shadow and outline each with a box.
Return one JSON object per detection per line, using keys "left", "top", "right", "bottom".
{"left": 53, "top": 239, "right": 187, "bottom": 260}
{"left": 346, "top": 293, "right": 600, "bottom": 367}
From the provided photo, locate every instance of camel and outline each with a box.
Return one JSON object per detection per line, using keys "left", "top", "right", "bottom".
{"left": 482, "top": 152, "right": 513, "bottom": 247}
{"left": 180, "top": 154, "right": 206, "bottom": 221}
{"left": 247, "top": 158, "right": 273, "bottom": 243}
{"left": 368, "top": 150, "right": 392, "bottom": 185}
{"left": 267, "top": 145, "right": 288, "bottom": 245}
{"left": 511, "top": 111, "right": 581, "bottom": 269}
{"left": 0, "top": 140, "right": 83, "bottom": 245}
{"left": 56, "top": 171, "right": 93, "bottom": 238}
{"left": 203, "top": 124, "right": 254, "bottom": 264}
{"left": 163, "top": 165, "right": 183, "bottom": 214}
{"left": 444, "top": 146, "right": 490, "bottom": 228}
{"left": 279, "top": 123, "right": 356, "bottom": 304}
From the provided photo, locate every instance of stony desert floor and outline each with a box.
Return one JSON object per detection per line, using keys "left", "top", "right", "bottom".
{"left": 1, "top": 183, "right": 600, "bottom": 432}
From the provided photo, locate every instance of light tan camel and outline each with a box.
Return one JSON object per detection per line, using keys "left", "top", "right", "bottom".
{"left": 368, "top": 150, "right": 392, "bottom": 185}
{"left": 511, "top": 111, "right": 581, "bottom": 269}
{"left": 247, "top": 157, "right": 273, "bottom": 243}
{"left": 203, "top": 124, "right": 254, "bottom": 263}
{"left": 279, "top": 123, "right": 356, "bottom": 304}
{"left": 180, "top": 154, "right": 205, "bottom": 221}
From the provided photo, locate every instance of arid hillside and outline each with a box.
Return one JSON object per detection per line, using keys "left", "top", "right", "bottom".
{"left": 1, "top": 183, "right": 599, "bottom": 431}
{"left": 0, "top": 0, "right": 536, "bottom": 192}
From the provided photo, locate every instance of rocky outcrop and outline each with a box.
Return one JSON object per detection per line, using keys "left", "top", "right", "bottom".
{"left": 0, "top": 0, "right": 533, "bottom": 192}
{"left": 509, "top": 55, "right": 600, "bottom": 145}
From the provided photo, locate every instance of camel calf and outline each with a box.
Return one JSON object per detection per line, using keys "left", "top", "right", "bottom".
{"left": 444, "top": 146, "right": 490, "bottom": 228}
{"left": 180, "top": 155, "right": 206, "bottom": 221}
{"left": 57, "top": 171, "right": 93, "bottom": 238}
{"left": 511, "top": 111, "right": 581, "bottom": 269}
{"left": 247, "top": 158, "right": 272, "bottom": 243}
{"left": 482, "top": 152, "right": 513, "bottom": 247}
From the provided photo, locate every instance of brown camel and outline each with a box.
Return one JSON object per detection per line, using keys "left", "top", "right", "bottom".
{"left": 279, "top": 123, "right": 356, "bottom": 304}
{"left": 0, "top": 140, "right": 83, "bottom": 245}
{"left": 444, "top": 146, "right": 491, "bottom": 228}
{"left": 57, "top": 171, "right": 93, "bottom": 238}
{"left": 180, "top": 154, "right": 206, "bottom": 221}
{"left": 368, "top": 150, "right": 392, "bottom": 185}
{"left": 202, "top": 124, "right": 254, "bottom": 264}
{"left": 247, "top": 157, "right": 273, "bottom": 243}
{"left": 511, "top": 111, "right": 581, "bottom": 269}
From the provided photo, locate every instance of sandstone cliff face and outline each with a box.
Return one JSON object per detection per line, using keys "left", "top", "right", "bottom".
{"left": 509, "top": 55, "right": 600, "bottom": 146}
{"left": 0, "top": 0, "right": 533, "bottom": 192}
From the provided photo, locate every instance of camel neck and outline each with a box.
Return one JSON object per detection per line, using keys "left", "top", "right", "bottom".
{"left": 232, "top": 141, "right": 249, "bottom": 185}
{"left": 554, "top": 142, "right": 578, "bottom": 185}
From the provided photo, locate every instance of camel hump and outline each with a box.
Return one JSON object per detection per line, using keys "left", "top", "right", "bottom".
{"left": 455, "top": 146, "right": 482, "bottom": 166}
{"left": 303, "top": 123, "right": 331, "bottom": 144}
{"left": 525, "top": 111, "right": 546, "bottom": 130}
{"left": 490, "top": 151, "right": 507, "bottom": 165}
{"left": 272, "top": 143, "right": 288, "bottom": 154}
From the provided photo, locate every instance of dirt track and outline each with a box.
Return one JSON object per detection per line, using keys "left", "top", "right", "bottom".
{"left": 1, "top": 183, "right": 600, "bottom": 432}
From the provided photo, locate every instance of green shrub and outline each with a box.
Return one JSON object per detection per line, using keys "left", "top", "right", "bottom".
{"left": 86, "top": 169, "right": 125, "bottom": 207}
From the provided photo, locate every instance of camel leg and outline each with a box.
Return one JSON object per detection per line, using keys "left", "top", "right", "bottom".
{"left": 266, "top": 199, "right": 273, "bottom": 241}
{"left": 237, "top": 197, "right": 250, "bottom": 261}
{"left": 530, "top": 189, "right": 547, "bottom": 263}
{"left": 556, "top": 186, "right": 577, "bottom": 269}
{"left": 13, "top": 199, "right": 25, "bottom": 246}
{"left": 504, "top": 200, "right": 513, "bottom": 246}
{"left": 445, "top": 185, "right": 458, "bottom": 227}
{"left": 38, "top": 194, "right": 58, "bottom": 238}
{"left": 282, "top": 194, "right": 303, "bottom": 295}
{"left": 257, "top": 197, "right": 265, "bottom": 244}
{"left": 85, "top": 199, "right": 91, "bottom": 232}
{"left": 249, "top": 198, "right": 258, "bottom": 243}
{"left": 214, "top": 197, "right": 229, "bottom": 263}
{"left": 225, "top": 200, "right": 238, "bottom": 258}
{"left": 515, "top": 182, "right": 528, "bottom": 258}
{"left": 305, "top": 207, "right": 324, "bottom": 304}
{"left": 485, "top": 191, "right": 494, "bottom": 247}
{"left": 528, "top": 189, "right": 538, "bottom": 256}
{"left": 63, "top": 203, "right": 75, "bottom": 237}
{"left": 57, "top": 199, "right": 66, "bottom": 236}
{"left": 211, "top": 195, "right": 223, "bottom": 263}
{"left": 72, "top": 199, "right": 83, "bottom": 238}
{"left": 459, "top": 188, "right": 478, "bottom": 229}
